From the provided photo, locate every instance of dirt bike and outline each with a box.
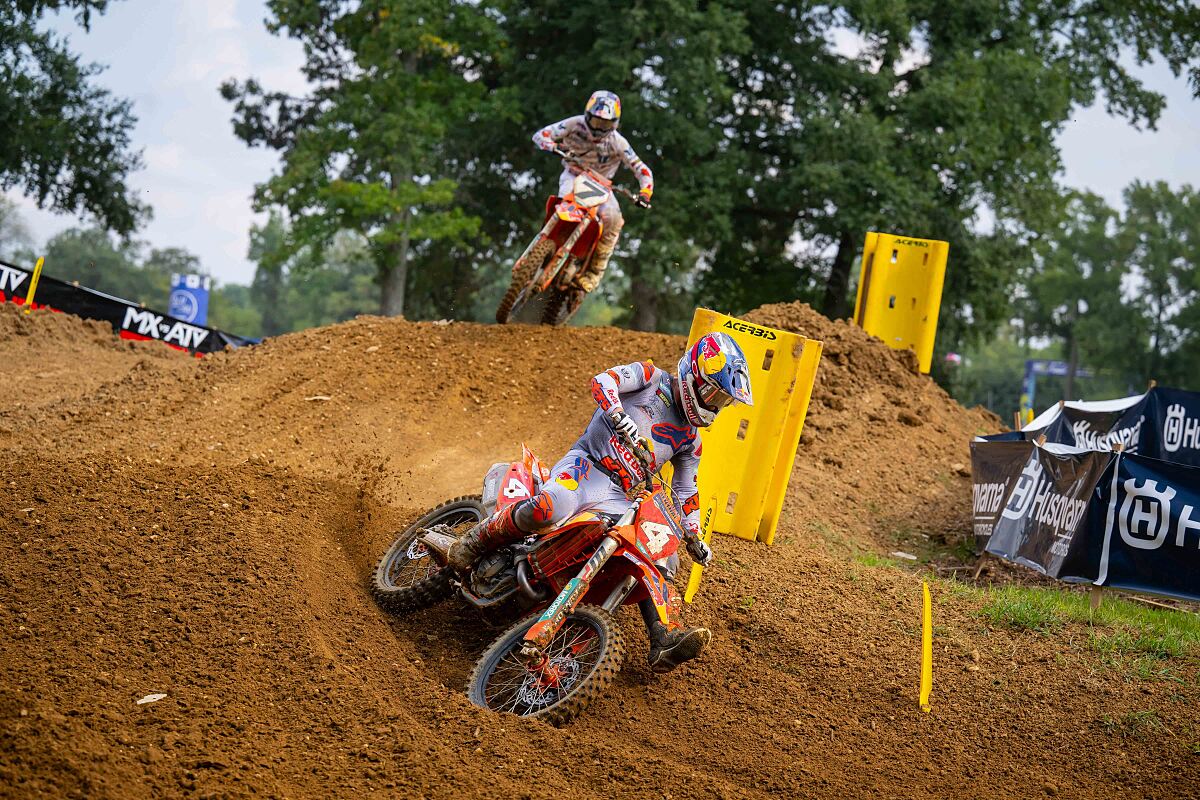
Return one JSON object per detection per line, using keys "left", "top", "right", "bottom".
{"left": 371, "top": 432, "right": 692, "bottom": 726}
{"left": 495, "top": 147, "right": 649, "bottom": 327}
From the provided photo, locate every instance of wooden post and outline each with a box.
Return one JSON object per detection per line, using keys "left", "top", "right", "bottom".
{"left": 1013, "top": 411, "right": 1021, "bottom": 432}
{"left": 972, "top": 553, "right": 990, "bottom": 581}
{"left": 1089, "top": 585, "right": 1103, "bottom": 611}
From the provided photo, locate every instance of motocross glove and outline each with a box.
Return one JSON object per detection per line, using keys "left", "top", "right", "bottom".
{"left": 686, "top": 536, "right": 713, "bottom": 567}
{"left": 608, "top": 410, "right": 640, "bottom": 442}
{"left": 634, "top": 189, "right": 652, "bottom": 209}
{"left": 536, "top": 135, "right": 557, "bottom": 152}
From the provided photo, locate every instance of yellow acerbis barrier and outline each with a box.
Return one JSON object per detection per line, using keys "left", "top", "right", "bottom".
{"left": 852, "top": 231, "right": 949, "bottom": 374}
{"left": 682, "top": 309, "right": 821, "bottom": 603}
{"left": 687, "top": 308, "right": 822, "bottom": 545}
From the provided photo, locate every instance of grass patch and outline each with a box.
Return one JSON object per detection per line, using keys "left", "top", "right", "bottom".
{"left": 980, "top": 586, "right": 1200, "bottom": 660}
{"left": 854, "top": 552, "right": 901, "bottom": 569}
{"left": 1098, "top": 710, "right": 1164, "bottom": 740}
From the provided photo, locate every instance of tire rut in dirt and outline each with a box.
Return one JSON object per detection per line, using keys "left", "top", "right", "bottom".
{"left": 466, "top": 604, "right": 625, "bottom": 727}
{"left": 496, "top": 237, "right": 555, "bottom": 324}
{"left": 371, "top": 495, "right": 484, "bottom": 613}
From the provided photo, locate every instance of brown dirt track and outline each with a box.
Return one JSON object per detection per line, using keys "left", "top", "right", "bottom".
{"left": 1, "top": 302, "right": 1197, "bottom": 799}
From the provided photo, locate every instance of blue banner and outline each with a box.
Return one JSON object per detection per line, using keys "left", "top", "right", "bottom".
{"left": 169, "top": 273, "right": 211, "bottom": 325}
{"left": 1114, "top": 388, "right": 1200, "bottom": 468}
{"left": 1091, "top": 454, "right": 1200, "bottom": 602}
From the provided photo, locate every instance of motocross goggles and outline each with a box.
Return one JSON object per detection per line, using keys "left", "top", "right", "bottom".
{"left": 698, "top": 382, "right": 734, "bottom": 412}
{"left": 585, "top": 113, "right": 617, "bottom": 135}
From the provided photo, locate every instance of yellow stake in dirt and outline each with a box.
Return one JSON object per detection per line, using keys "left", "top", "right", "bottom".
{"left": 920, "top": 580, "right": 932, "bottom": 712}
{"left": 683, "top": 495, "right": 717, "bottom": 604}
{"left": 23, "top": 257, "right": 44, "bottom": 314}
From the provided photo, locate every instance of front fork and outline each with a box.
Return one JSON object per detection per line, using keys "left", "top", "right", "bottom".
{"left": 519, "top": 533, "right": 618, "bottom": 663}
{"left": 539, "top": 218, "right": 594, "bottom": 292}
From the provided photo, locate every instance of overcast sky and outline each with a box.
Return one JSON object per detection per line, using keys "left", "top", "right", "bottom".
{"left": 8, "top": 2, "right": 1200, "bottom": 286}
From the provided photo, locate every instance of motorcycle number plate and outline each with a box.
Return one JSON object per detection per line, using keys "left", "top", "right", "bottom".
{"left": 503, "top": 478, "right": 530, "bottom": 499}
{"left": 573, "top": 175, "right": 609, "bottom": 208}
{"left": 639, "top": 521, "right": 673, "bottom": 557}
{"left": 496, "top": 463, "right": 535, "bottom": 510}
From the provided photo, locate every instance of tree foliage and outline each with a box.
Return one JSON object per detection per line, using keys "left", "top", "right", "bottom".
{"left": 705, "top": 0, "right": 1200, "bottom": 344}
{"left": 221, "top": 0, "right": 510, "bottom": 316}
{"left": 0, "top": 0, "right": 146, "bottom": 234}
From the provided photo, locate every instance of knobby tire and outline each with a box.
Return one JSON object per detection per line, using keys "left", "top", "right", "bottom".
{"left": 371, "top": 495, "right": 485, "bottom": 613}
{"left": 497, "top": 237, "right": 556, "bottom": 324}
{"left": 466, "top": 604, "right": 625, "bottom": 726}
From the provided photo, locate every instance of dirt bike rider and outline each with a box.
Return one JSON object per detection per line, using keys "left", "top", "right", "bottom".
{"left": 530, "top": 90, "right": 654, "bottom": 294}
{"left": 448, "top": 332, "right": 753, "bottom": 672}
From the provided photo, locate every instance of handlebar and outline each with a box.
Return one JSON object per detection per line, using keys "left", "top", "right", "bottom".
{"left": 551, "top": 147, "right": 650, "bottom": 208}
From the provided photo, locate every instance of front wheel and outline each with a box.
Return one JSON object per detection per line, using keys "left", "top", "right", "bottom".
{"left": 497, "top": 237, "right": 556, "bottom": 324}
{"left": 371, "top": 495, "right": 485, "bottom": 613}
{"left": 466, "top": 604, "right": 625, "bottom": 726}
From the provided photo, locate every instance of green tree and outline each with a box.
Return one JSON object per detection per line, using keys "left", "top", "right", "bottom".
{"left": 222, "top": 0, "right": 508, "bottom": 317}
{"left": 209, "top": 283, "right": 263, "bottom": 338}
{"left": 705, "top": 0, "right": 1200, "bottom": 347}
{"left": 1021, "top": 192, "right": 1138, "bottom": 399}
{"left": 1119, "top": 181, "right": 1200, "bottom": 389}
{"left": 1, "top": 1, "right": 147, "bottom": 234}
{"left": 247, "top": 212, "right": 377, "bottom": 334}
{"left": 42, "top": 227, "right": 164, "bottom": 303}
{"left": 0, "top": 196, "right": 33, "bottom": 262}
{"left": 248, "top": 211, "right": 290, "bottom": 336}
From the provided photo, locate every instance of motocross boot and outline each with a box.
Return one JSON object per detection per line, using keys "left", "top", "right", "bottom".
{"left": 639, "top": 599, "right": 712, "bottom": 673}
{"left": 446, "top": 504, "right": 525, "bottom": 574}
{"left": 578, "top": 222, "right": 621, "bottom": 292}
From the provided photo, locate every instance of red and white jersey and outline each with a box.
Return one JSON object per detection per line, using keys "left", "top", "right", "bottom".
{"left": 579, "top": 361, "right": 701, "bottom": 535}
{"left": 532, "top": 116, "right": 654, "bottom": 194}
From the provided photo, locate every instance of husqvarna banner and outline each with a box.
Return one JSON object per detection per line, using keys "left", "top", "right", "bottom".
{"left": 1002, "top": 387, "right": 1200, "bottom": 467}
{"left": 1113, "top": 388, "right": 1200, "bottom": 468}
{"left": 973, "top": 438, "right": 1200, "bottom": 601}
{"left": 976, "top": 441, "right": 1112, "bottom": 580}
{"left": 0, "top": 259, "right": 254, "bottom": 354}
{"left": 1091, "top": 454, "right": 1200, "bottom": 601}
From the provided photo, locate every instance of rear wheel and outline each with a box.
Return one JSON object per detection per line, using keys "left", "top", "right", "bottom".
{"left": 371, "top": 495, "right": 485, "bottom": 613}
{"left": 497, "top": 237, "right": 556, "bottom": 324}
{"left": 541, "top": 286, "right": 587, "bottom": 326}
{"left": 466, "top": 604, "right": 624, "bottom": 726}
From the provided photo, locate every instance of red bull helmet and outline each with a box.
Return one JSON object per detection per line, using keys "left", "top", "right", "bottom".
{"left": 676, "top": 332, "right": 754, "bottom": 428}
{"left": 584, "top": 90, "right": 621, "bottom": 139}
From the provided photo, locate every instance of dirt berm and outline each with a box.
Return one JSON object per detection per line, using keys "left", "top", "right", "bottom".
{"left": 1, "top": 302, "right": 1196, "bottom": 799}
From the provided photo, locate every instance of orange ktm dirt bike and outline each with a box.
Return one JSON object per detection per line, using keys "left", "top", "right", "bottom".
{"left": 495, "top": 147, "right": 650, "bottom": 327}
{"left": 371, "top": 435, "right": 691, "bottom": 726}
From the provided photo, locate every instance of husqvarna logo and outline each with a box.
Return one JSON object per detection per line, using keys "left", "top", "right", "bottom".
{"left": 1117, "top": 479, "right": 1176, "bottom": 550}
{"left": 1071, "top": 417, "right": 1144, "bottom": 451}
{"left": 999, "top": 455, "right": 1089, "bottom": 535}
{"left": 1001, "top": 458, "right": 1043, "bottom": 520}
{"left": 1163, "top": 404, "right": 1200, "bottom": 453}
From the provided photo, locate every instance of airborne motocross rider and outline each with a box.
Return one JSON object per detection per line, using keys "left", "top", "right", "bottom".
{"left": 449, "top": 332, "right": 754, "bottom": 672}
{"left": 531, "top": 90, "right": 654, "bottom": 294}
